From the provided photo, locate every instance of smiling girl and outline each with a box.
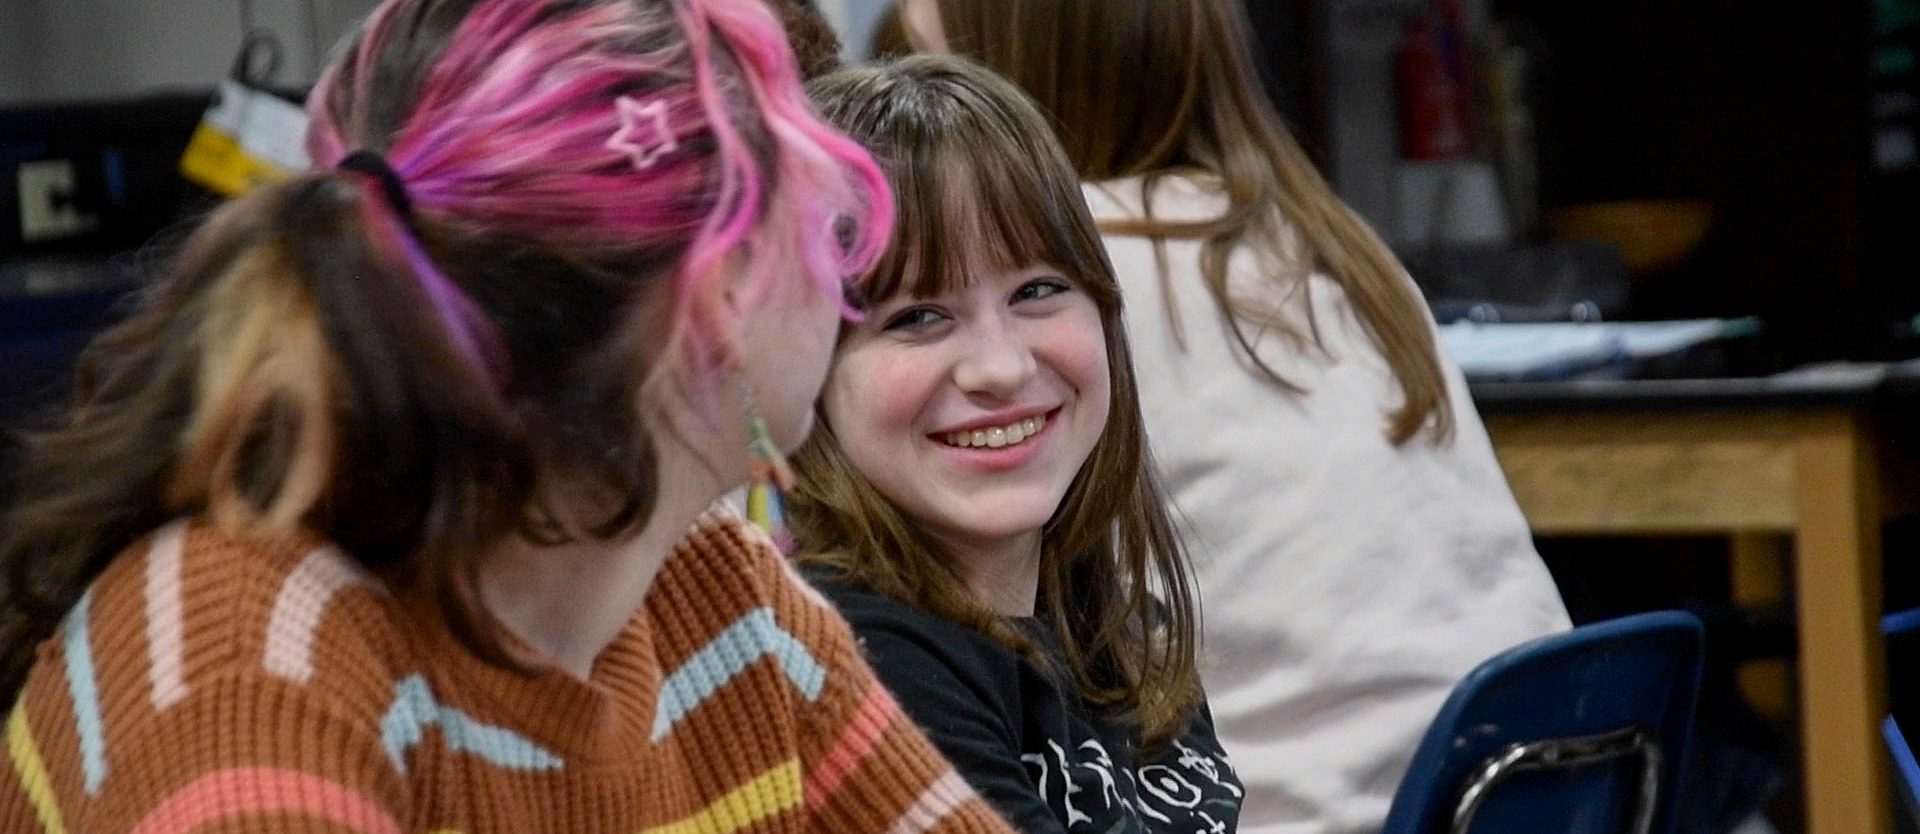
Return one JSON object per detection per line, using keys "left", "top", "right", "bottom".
{"left": 789, "top": 57, "right": 1243, "bottom": 834}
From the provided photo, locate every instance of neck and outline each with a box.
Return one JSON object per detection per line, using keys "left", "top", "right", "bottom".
{"left": 479, "top": 455, "right": 726, "bottom": 680}
{"left": 941, "top": 530, "right": 1043, "bottom": 617}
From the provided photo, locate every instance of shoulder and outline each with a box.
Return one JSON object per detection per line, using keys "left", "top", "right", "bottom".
{"left": 657, "top": 503, "right": 839, "bottom": 619}
{"left": 1082, "top": 172, "right": 1232, "bottom": 224}
{"left": 795, "top": 563, "right": 1026, "bottom": 705}
{"left": 6, "top": 520, "right": 415, "bottom": 824}
{"left": 647, "top": 505, "right": 876, "bottom": 682}
{"left": 797, "top": 563, "right": 999, "bottom": 660}
{"left": 64, "top": 519, "right": 408, "bottom": 716}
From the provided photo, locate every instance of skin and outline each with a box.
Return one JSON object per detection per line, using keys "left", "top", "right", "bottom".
{"left": 478, "top": 254, "right": 842, "bottom": 679}
{"left": 822, "top": 263, "right": 1110, "bottom": 616}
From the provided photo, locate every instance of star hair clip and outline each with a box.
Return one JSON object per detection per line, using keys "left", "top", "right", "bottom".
{"left": 607, "top": 95, "right": 679, "bottom": 170}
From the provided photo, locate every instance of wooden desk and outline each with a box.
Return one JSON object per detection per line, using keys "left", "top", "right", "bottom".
{"left": 1475, "top": 375, "right": 1920, "bottom": 834}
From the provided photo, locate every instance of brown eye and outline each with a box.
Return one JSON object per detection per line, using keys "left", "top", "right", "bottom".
{"left": 1013, "top": 277, "right": 1072, "bottom": 303}
{"left": 882, "top": 306, "right": 947, "bottom": 333}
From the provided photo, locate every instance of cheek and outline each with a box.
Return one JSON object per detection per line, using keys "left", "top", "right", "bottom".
{"left": 823, "top": 349, "right": 931, "bottom": 453}
{"left": 1053, "top": 308, "right": 1113, "bottom": 419}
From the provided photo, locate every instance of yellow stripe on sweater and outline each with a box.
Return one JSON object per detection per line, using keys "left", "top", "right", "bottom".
{"left": 6, "top": 702, "right": 69, "bottom": 834}
{"left": 638, "top": 759, "right": 802, "bottom": 834}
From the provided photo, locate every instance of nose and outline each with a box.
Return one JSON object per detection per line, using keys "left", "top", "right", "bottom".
{"left": 951, "top": 318, "right": 1037, "bottom": 399}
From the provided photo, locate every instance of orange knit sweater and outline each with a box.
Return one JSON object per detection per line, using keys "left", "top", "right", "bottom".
{"left": 1, "top": 506, "right": 1011, "bottom": 834}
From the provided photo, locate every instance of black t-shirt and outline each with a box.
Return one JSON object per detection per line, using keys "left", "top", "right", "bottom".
{"left": 806, "top": 568, "right": 1244, "bottom": 834}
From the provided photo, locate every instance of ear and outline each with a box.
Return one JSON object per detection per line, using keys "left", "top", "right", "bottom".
{"left": 687, "top": 260, "right": 752, "bottom": 372}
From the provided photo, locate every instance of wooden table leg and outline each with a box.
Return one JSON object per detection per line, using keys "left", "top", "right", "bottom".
{"left": 1794, "top": 414, "right": 1889, "bottom": 834}
{"left": 1730, "top": 533, "right": 1792, "bottom": 721}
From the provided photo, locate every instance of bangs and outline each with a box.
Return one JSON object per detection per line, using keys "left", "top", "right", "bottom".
{"left": 857, "top": 90, "right": 1116, "bottom": 307}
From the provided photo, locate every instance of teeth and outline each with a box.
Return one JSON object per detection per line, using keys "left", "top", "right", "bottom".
{"left": 942, "top": 415, "right": 1045, "bottom": 449}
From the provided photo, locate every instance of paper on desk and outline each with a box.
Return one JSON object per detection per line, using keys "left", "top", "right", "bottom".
{"left": 1439, "top": 319, "right": 1736, "bottom": 381}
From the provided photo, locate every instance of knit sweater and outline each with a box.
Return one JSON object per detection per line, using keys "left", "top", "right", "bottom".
{"left": 1, "top": 505, "right": 1012, "bottom": 834}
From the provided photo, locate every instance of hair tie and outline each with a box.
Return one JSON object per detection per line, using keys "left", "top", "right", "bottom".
{"left": 337, "top": 150, "right": 415, "bottom": 220}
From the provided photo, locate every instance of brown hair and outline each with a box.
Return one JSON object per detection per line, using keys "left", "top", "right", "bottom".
{"left": 792, "top": 56, "right": 1202, "bottom": 749}
{"left": 932, "top": 0, "right": 1453, "bottom": 444}
{"left": 0, "top": 0, "right": 892, "bottom": 700}
{"left": 766, "top": 0, "right": 844, "bottom": 80}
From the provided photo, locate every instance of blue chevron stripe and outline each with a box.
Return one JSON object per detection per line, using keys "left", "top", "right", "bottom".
{"left": 379, "top": 674, "right": 564, "bottom": 774}
{"left": 652, "top": 607, "right": 825, "bottom": 740}
{"left": 62, "top": 591, "right": 107, "bottom": 794}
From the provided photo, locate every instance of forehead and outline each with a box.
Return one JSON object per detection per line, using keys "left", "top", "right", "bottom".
{"left": 863, "top": 152, "right": 1078, "bottom": 305}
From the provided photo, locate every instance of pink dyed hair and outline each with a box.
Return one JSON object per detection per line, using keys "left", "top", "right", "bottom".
{"left": 305, "top": 0, "right": 893, "bottom": 387}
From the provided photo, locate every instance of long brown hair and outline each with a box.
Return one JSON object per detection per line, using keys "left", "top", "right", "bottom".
{"left": 0, "top": 0, "right": 891, "bottom": 701}
{"left": 932, "top": 0, "right": 1453, "bottom": 444}
{"left": 792, "top": 56, "right": 1202, "bottom": 749}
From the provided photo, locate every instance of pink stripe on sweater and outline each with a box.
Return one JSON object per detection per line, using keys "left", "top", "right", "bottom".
{"left": 884, "top": 770, "right": 977, "bottom": 834}
{"left": 128, "top": 767, "right": 401, "bottom": 834}
{"left": 263, "top": 546, "right": 367, "bottom": 683}
{"left": 143, "top": 521, "right": 190, "bottom": 708}
{"left": 803, "top": 681, "right": 897, "bottom": 807}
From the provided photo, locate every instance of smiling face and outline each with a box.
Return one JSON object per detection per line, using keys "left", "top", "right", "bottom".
{"left": 822, "top": 261, "right": 1109, "bottom": 559}
{"left": 792, "top": 57, "right": 1146, "bottom": 603}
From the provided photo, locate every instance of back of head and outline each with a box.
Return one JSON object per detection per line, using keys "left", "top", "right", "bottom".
{"left": 932, "top": 0, "right": 1208, "bottom": 179}
{"left": 934, "top": 0, "right": 1454, "bottom": 445}
{"left": 796, "top": 55, "right": 1200, "bottom": 749}
{"left": 0, "top": 0, "right": 890, "bottom": 698}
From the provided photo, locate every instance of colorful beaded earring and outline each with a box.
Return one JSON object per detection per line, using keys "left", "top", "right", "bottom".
{"left": 744, "top": 399, "right": 797, "bottom": 553}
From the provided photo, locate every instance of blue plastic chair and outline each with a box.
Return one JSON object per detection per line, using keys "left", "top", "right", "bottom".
{"left": 1883, "top": 608, "right": 1920, "bottom": 829}
{"left": 1380, "top": 611, "right": 1706, "bottom": 834}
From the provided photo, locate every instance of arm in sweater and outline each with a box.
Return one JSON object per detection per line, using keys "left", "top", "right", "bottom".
{"left": 764, "top": 557, "right": 1014, "bottom": 834}
{"left": 3, "top": 665, "right": 409, "bottom": 834}
{"left": 853, "top": 624, "right": 1068, "bottom": 834}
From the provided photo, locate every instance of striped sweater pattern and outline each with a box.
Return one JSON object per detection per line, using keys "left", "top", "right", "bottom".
{"left": 1, "top": 506, "right": 1010, "bottom": 834}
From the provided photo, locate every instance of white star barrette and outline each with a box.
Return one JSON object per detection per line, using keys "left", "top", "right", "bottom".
{"left": 607, "top": 95, "right": 679, "bottom": 170}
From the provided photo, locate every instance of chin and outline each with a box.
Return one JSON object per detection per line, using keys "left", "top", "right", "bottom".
{"left": 943, "top": 508, "right": 1056, "bottom": 543}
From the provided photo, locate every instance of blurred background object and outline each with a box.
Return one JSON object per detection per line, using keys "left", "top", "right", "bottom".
{"left": 1547, "top": 198, "right": 1716, "bottom": 276}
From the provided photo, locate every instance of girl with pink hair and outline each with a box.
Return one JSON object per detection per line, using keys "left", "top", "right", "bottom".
{"left": 0, "top": 1, "right": 1013, "bottom": 832}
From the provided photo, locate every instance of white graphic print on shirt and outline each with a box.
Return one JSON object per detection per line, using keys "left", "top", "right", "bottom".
{"left": 1022, "top": 736, "right": 1242, "bottom": 833}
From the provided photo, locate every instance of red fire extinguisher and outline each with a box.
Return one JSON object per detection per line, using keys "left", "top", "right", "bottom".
{"left": 1396, "top": 11, "right": 1472, "bottom": 160}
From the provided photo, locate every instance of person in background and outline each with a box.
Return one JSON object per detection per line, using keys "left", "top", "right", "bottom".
{"left": 0, "top": 1, "right": 1016, "bottom": 832}
{"left": 867, "top": 3, "right": 913, "bottom": 61}
{"left": 905, "top": 1, "right": 1571, "bottom": 832}
{"left": 767, "top": 0, "right": 844, "bottom": 79}
{"left": 790, "top": 55, "right": 1243, "bottom": 834}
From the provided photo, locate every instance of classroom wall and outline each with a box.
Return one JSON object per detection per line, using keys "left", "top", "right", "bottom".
{"left": 4, "top": 0, "right": 378, "bottom": 104}
{"left": 0, "top": 3, "right": 40, "bottom": 104}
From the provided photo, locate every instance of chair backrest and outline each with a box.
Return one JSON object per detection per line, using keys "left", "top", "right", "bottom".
{"left": 1883, "top": 608, "right": 1920, "bottom": 830}
{"left": 1380, "top": 610, "right": 1706, "bottom": 834}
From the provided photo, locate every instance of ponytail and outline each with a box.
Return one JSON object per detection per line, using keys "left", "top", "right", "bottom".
{"left": 2, "top": 0, "right": 895, "bottom": 704}
{"left": 0, "top": 171, "right": 535, "bottom": 701}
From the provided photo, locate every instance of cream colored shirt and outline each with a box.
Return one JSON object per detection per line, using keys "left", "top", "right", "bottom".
{"left": 1084, "top": 174, "right": 1570, "bottom": 834}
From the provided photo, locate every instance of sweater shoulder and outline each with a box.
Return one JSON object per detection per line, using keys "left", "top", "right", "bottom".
{"left": 796, "top": 564, "right": 1027, "bottom": 692}
{"left": 71, "top": 519, "right": 410, "bottom": 720}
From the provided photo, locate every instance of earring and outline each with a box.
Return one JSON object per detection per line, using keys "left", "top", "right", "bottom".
{"left": 744, "top": 396, "right": 797, "bottom": 554}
